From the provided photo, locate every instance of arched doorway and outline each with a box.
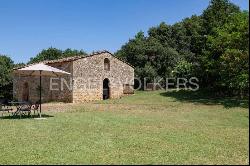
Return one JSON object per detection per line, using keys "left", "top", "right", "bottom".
{"left": 103, "top": 78, "right": 110, "bottom": 100}
{"left": 22, "top": 82, "right": 29, "bottom": 101}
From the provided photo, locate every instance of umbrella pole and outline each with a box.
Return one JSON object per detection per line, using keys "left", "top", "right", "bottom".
{"left": 39, "top": 70, "right": 42, "bottom": 118}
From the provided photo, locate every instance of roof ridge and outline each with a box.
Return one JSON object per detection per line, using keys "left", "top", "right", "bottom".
{"left": 45, "top": 50, "right": 111, "bottom": 64}
{"left": 13, "top": 50, "right": 134, "bottom": 70}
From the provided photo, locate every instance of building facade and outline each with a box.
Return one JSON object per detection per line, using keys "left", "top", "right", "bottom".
{"left": 13, "top": 51, "right": 134, "bottom": 103}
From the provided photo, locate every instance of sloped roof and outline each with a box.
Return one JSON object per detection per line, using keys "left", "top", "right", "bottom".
{"left": 45, "top": 50, "right": 134, "bottom": 68}
{"left": 13, "top": 63, "right": 71, "bottom": 76}
{"left": 13, "top": 50, "right": 134, "bottom": 70}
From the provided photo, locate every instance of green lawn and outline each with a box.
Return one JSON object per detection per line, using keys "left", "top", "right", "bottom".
{"left": 0, "top": 90, "right": 249, "bottom": 164}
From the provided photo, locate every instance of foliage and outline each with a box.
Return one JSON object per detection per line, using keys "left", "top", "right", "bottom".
{"left": 14, "top": 63, "right": 26, "bottom": 69}
{"left": 172, "top": 60, "right": 194, "bottom": 79}
{"left": 202, "top": 0, "right": 240, "bottom": 34}
{"left": 115, "top": 0, "right": 248, "bottom": 97}
{"left": 0, "top": 55, "right": 14, "bottom": 99}
{"left": 0, "top": 47, "right": 86, "bottom": 98}
{"left": 29, "top": 47, "right": 87, "bottom": 64}
{"left": 206, "top": 11, "right": 249, "bottom": 96}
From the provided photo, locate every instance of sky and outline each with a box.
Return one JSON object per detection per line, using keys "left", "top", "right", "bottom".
{"left": 0, "top": 0, "right": 249, "bottom": 63}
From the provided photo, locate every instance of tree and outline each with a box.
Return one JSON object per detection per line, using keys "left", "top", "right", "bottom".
{"left": 0, "top": 55, "right": 14, "bottom": 99}
{"left": 202, "top": 0, "right": 240, "bottom": 35}
{"left": 116, "top": 31, "right": 147, "bottom": 68}
{"left": 29, "top": 47, "right": 87, "bottom": 64}
{"left": 63, "top": 48, "right": 87, "bottom": 58}
{"left": 147, "top": 38, "right": 180, "bottom": 78}
{"left": 148, "top": 22, "right": 174, "bottom": 48}
{"left": 115, "top": 0, "right": 248, "bottom": 97}
{"left": 207, "top": 11, "right": 249, "bottom": 96}
{"left": 116, "top": 30, "right": 180, "bottom": 81}
{"left": 182, "top": 15, "right": 206, "bottom": 57}
{"left": 14, "top": 63, "right": 26, "bottom": 69}
{"left": 172, "top": 60, "right": 194, "bottom": 79}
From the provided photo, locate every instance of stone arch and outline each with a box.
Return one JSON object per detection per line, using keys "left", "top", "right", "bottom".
{"left": 103, "top": 78, "right": 110, "bottom": 100}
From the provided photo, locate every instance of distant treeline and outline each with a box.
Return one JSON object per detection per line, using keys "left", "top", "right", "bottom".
{"left": 115, "top": 0, "right": 249, "bottom": 97}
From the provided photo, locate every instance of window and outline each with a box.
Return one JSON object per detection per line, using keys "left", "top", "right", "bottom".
{"left": 104, "top": 58, "right": 110, "bottom": 71}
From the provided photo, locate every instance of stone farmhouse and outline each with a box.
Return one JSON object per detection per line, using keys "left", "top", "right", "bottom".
{"left": 13, "top": 51, "right": 134, "bottom": 103}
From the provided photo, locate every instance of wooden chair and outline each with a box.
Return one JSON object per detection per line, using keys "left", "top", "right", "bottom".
{"left": 18, "top": 102, "right": 32, "bottom": 118}
{"left": 31, "top": 101, "right": 40, "bottom": 117}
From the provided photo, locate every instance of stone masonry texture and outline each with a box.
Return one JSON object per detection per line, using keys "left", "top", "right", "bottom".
{"left": 13, "top": 51, "right": 134, "bottom": 103}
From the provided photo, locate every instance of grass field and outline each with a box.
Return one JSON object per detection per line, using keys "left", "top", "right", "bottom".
{"left": 0, "top": 90, "right": 249, "bottom": 164}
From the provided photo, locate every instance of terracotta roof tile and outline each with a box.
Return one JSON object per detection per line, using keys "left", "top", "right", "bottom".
{"left": 13, "top": 50, "right": 134, "bottom": 70}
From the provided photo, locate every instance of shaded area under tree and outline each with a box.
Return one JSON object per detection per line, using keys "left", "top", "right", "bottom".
{"left": 160, "top": 90, "right": 249, "bottom": 109}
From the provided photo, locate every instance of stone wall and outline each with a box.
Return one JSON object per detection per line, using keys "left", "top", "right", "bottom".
{"left": 72, "top": 52, "right": 134, "bottom": 103}
{"left": 13, "top": 52, "right": 134, "bottom": 103}
{"left": 13, "top": 62, "right": 73, "bottom": 103}
{"left": 47, "top": 62, "right": 73, "bottom": 103}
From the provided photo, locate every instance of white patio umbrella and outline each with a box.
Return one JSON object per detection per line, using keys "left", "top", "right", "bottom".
{"left": 13, "top": 63, "right": 71, "bottom": 118}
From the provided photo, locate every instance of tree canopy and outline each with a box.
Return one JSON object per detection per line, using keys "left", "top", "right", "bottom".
{"left": 206, "top": 11, "right": 249, "bottom": 96}
{"left": 0, "top": 48, "right": 87, "bottom": 99}
{"left": 0, "top": 55, "right": 14, "bottom": 99}
{"left": 29, "top": 47, "right": 87, "bottom": 64}
{"left": 115, "top": 0, "right": 249, "bottom": 97}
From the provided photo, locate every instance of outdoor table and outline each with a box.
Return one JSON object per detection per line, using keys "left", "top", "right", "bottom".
{"left": 8, "top": 101, "right": 30, "bottom": 117}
